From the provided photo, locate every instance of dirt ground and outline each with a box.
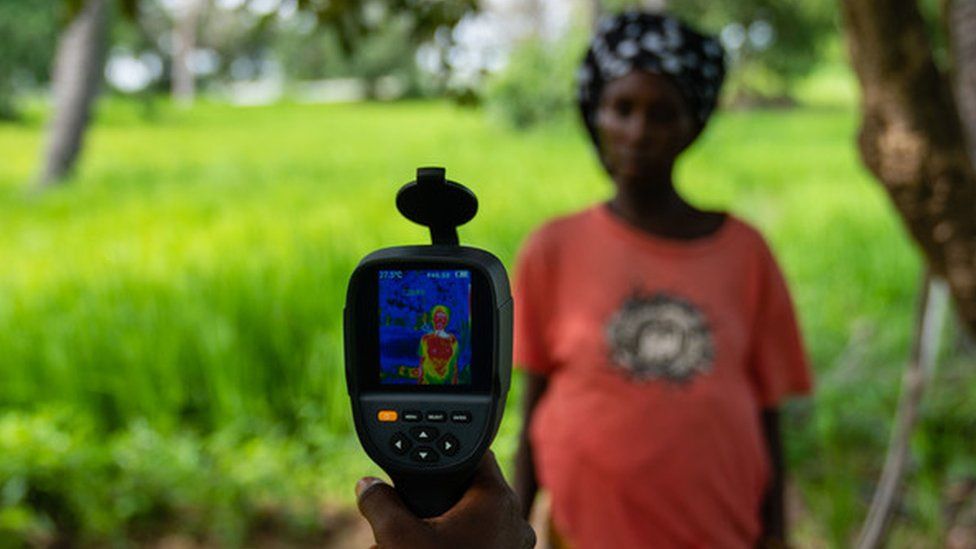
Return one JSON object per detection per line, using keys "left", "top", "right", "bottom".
{"left": 141, "top": 483, "right": 976, "bottom": 548}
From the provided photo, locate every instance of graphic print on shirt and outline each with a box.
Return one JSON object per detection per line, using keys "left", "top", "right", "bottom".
{"left": 604, "top": 291, "right": 715, "bottom": 383}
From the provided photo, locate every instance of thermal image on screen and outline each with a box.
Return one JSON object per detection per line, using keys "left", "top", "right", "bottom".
{"left": 378, "top": 270, "right": 472, "bottom": 385}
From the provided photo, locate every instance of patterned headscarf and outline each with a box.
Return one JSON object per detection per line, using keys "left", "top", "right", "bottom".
{"left": 577, "top": 11, "right": 726, "bottom": 148}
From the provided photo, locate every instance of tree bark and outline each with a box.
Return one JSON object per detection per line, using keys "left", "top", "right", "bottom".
{"left": 839, "top": 0, "right": 976, "bottom": 338}
{"left": 946, "top": 0, "right": 976, "bottom": 375}
{"left": 949, "top": 0, "right": 976, "bottom": 164}
{"left": 37, "top": 0, "right": 109, "bottom": 188}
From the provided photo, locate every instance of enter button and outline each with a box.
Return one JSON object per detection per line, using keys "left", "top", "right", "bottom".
{"left": 450, "top": 411, "right": 471, "bottom": 423}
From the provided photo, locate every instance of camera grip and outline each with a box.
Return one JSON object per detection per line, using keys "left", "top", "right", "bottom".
{"left": 392, "top": 469, "right": 476, "bottom": 518}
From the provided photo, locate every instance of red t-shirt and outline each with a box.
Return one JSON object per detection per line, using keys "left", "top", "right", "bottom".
{"left": 513, "top": 204, "right": 812, "bottom": 548}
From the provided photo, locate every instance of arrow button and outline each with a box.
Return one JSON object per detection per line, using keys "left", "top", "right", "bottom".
{"left": 410, "top": 446, "right": 439, "bottom": 463}
{"left": 389, "top": 432, "right": 411, "bottom": 456}
{"left": 410, "top": 426, "right": 439, "bottom": 442}
{"left": 437, "top": 434, "right": 460, "bottom": 457}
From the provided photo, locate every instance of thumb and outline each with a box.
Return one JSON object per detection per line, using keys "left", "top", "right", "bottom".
{"left": 356, "top": 477, "right": 427, "bottom": 545}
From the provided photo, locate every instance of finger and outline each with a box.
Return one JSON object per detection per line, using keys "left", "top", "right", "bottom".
{"left": 356, "top": 477, "right": 385, "bottom": 500}
{"left": 356, "top": 477, "right": 426, "bottom": 543}
{"left": 521, "top": 521, "right": 538, "bottom": 549}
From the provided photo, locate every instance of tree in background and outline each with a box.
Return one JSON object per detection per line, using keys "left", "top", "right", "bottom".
{"left": 0, "top": 0, "right": 60, "bottom": 121}
{"left": 34, "top": 0, "right": 480, "bottom": 188}
{"left": 291, "top": 0, "right": 478, "bottom": 99}
{"left": 170, "top": 0, "right": 206, "bottom": 105}
{"left": 38, "top": 0, "right": 114, "bottom": 187}
{"left": 276, "top": 15, "right": 425, "bottom": 99}
{"left": 665, "top": 0, "right": 835, "bottom": 104}
{"left": 839, "top": 0, "right": 976, "bottom": 545}
{"left": 486, "top": 0, "right": 836, "bottom": 128}
{"left": 840, "top": 0, "right": 976, "bottom": 352}
{"left": 949, "top": 0, "right": 976, "bottom": 164}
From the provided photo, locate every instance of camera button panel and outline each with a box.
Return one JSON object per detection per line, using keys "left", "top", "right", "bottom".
{"left": 361, "top": 399, "right": 491, "bottom": 467}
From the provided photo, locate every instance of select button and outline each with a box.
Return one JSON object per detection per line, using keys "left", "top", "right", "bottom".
{"left": 426, "top": 411, "right": 447, "bottom": 422}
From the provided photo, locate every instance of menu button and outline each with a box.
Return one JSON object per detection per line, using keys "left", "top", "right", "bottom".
{"left": 402, "top": 411, "right": 422, "bottom": 422}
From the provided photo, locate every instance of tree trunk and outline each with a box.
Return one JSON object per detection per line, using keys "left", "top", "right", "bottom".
{"left": 839, "top": 0, "right": 976, "bottom": 339}
{"left": 37, "top": 0, "right": 109, "bottom": 188}
{"left": 585, "top": 0, "right": 602, "bottom": 29}
{"left": 856, "top": 272, "right": 949, "bottom": 548}
{"left": 947, "top": 1, "right": 976, "bottom": 355}
{"left": 949, "top": 0, "right": 976, "bottom": 164}
{"left": 172, "top": 0, "right": 202, "bottom": 106}
{"left": 641, "top": 0, "right": 668, "bottom": 12}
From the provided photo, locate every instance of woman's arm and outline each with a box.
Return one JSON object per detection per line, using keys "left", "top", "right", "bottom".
{"left": 513, "top": 371, "right": 549, "bottom": 520}
{"left": 759, "top": 408, "right": 786, "bottom": 548}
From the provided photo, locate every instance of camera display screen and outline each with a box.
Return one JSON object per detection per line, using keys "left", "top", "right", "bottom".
{"left": 378, "top": 269, "right": 472, "bottom": 386}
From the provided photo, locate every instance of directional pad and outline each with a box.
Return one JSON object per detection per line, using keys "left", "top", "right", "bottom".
{"left": 389, "top": 432, "right": 411, "bottom": 456}
{"left": 409, "top": 426, "right": 439, "bottom": 443}
{"left": 437, "top": 434, "right": 460, "bottom": 457}
{"left": 410, "top": 446, "right": 439, "bottom": 463}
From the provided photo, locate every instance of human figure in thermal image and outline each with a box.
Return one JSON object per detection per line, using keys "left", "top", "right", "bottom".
{"left": 418, "top": 304, "right": 459, "bottom": 385}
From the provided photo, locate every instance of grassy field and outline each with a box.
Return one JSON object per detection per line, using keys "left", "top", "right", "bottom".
{"left": 1, "top": 97, "right": 973, "bottom": 545}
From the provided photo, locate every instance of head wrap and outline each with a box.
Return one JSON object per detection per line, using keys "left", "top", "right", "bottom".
{"left": 577, "top": 11, "right": 726, "bottom": 148}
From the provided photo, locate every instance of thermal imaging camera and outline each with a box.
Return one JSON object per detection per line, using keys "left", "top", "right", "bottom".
{"left": 344, "top": 167, "right": 512, "bottom": 517}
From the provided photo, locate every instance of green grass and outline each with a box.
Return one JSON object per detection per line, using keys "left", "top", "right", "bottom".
{"left": 1, "top": 97, "right": 973, "bottom": 545}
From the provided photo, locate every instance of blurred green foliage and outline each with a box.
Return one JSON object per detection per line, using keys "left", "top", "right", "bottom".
{"left": 292, "top": 0, "right": 476, "bottom": 56}
{"left": 1, "top": 98, "right": 975, "bottom": 544}
{"left": 0, "top": 0, "right": 60, "bottom": 120}
{"left": 274, "top": 12, "right": 426, "bottom": 97}
{"left": 486, "top": 1, "right": 840, "bottom": 128}
{"left": 134, "top": 0, "right": 479, "bottom": 100}
{"left": 611, "top": 0, "right": 838, "bottom": 99}
{"left": 0, "top": 409, "right": 367, "bottom": 544}
{"left": 484, "top": 31, "right": 587, "bottom": 129}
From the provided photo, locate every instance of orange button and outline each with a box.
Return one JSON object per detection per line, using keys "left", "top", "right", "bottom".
{"left": 377, "top": 410, "right": 398, "bottom": 422}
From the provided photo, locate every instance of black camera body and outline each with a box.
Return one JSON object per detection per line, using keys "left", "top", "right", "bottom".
{"left": 344, "top": 168, "right": 512, "bottom": 517}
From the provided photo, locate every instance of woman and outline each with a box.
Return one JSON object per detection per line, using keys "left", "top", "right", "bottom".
{"left": 512, "top": 11, "right": 812, "bottom": 548}
{"left": 419, "top": 304, "right": 459, "bottom": 385}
